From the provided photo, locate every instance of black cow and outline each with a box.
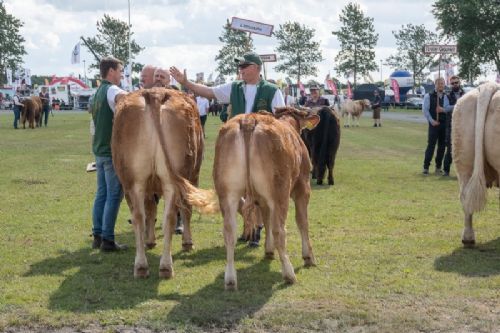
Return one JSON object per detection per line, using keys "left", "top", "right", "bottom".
{"left": 301, "top": 106, "right": 341, "bottom": 185}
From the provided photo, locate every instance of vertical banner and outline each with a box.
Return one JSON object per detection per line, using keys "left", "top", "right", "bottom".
{"left": 347, "top": 81, "right": 353, "bottom": 99}
{"left": 391, "top": 79, "right": 400, "bottom": 103}
{"left": 71, "top": 42, "right": 80, "bottom": 64}
{"left": 327, "top": 79, "right": 338, "bottom": 96}
{"left": 24, "top": 68, "right": 31, "bottom": 85}
{"left": 6, "top": 69, "right": 12, "bottom": 85}
{"left": 298, "top": 80, "right": 305, "bottom": 92}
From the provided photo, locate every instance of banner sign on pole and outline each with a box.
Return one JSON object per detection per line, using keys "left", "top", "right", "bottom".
{"left": 347, "top": 81, "right": 353, "bottom": 99}
{"left": 391, "top": 79, "right": 400, "bottom": 103}
{"left": 230, "top": 17, "right": 274, "bottom": 37}
{"left": 259, "top": 54, "right": 277, "bottom": 62}
{"left": 424, "top": 44, "right": 458, "bottom": 54}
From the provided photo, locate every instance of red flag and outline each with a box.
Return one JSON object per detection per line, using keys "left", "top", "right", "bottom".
{"left": 347, "top": 81, "right": 353, "bottom": 99}
{"left": 391, "top": 79, "right": 400, "bottom": 103}
{"left": 298, "top": 80, "right": 305, "bottom": 92}
{"left": 327, "top": 79, "right": 337, "bottom": 96}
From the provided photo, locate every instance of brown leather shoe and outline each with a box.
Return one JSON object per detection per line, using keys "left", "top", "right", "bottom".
{"left": 100, "top": 239, "right": 128, "bottom": 252}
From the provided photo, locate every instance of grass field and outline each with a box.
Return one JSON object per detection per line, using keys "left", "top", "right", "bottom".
{"left": 0, "top": 111, "right": 499, "bottom": 333}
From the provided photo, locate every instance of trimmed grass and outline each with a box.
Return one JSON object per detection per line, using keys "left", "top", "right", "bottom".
{"left": 0, "top": 111, "right": 499, "bottom": 333}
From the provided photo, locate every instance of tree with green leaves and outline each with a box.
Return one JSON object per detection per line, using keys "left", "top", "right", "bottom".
{"left": 274, "top": 21, "right": 323, "bottom": 82}
{"left": 332, "top": 2, "right": 378, "bottom": 87}
{"left": 82, "top": 14, "right": 144, "bottom": 74}
{"left": 385, "top": 24, "right": 439, "bottom": 87}
{"left": 433, "top": 0, "right": 500, "bottom": 74}
{"left": 215, "top": 20, "right": 254, "bottom": 77}
{"left": 0, "top": 1, "right": 26, "bottom": 84}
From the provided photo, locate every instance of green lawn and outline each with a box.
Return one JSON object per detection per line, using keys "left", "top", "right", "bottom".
{"left": 0, "top": 111, "right": 498, "bottom": 333}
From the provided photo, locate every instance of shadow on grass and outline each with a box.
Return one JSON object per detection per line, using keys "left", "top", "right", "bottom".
{"left": 162, "top": 257, "right": 286, "bottom": 327}
{"left": 434, "top": 237, "right": 500, "bottom": 277}
{"left": 24, "top": 231, "right": 283, "bottom": 326}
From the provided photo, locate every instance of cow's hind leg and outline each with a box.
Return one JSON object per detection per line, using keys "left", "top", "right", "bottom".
{"left": 292, "top": 182, "right": 315, "bottom": 267}
{"left": 260, "top": 205, "right": 274, "bottom": 259}
{"left": 180, "top": 203, "right": 194, "bottom": 251}
{"left": 159, "top": 189, "right": 176, "bottom": 279}
{"left": 462, "top": 212, "right": 475, "bottom": 248}
{"left": 128, "top": 186, "right": 149, "bottom": 278}
{"left": 144, "top": 194, "right": 157, "bottom": 249}
{"left": 271, "top": 202, "right": 296, "bottom": 284}
{"left": 221, "top": 194, "right": 240, "bottom": 290}
{"left": 327, "top": 154, "right": 335, "bottom": 186}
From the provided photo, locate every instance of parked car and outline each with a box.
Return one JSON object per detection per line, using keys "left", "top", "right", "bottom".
{"left": 405, "top": 96, "right": 423, "bottom": 110}
{"left": 1, "top": 99, "right": 12, "bottom": 109}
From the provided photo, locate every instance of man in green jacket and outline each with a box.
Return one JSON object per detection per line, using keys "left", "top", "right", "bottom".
{"left": 91, "top": 56, "right": 128, "bottom": 252}
{"left": 169, "top": 52, "right": 284, "bottom": 119}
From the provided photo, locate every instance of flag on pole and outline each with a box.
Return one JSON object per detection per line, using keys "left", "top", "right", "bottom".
{"left": 71, "top": 42, "right": 80, "bottom": 64}
{"left": 24, "top": 68, "right": 31, "bottom": 85}
{"left": 391, "top": 79, "right": 400, "bottom": 103}
{"left": 298, "top": 80, "right": 305, "bottom": 92}
{"left": 6, "top": 69, "right": 12, "bottom": 85}
{"left": 327, "top": 80, "right": 337, "bottom": 96}
{"left": 347, "top": 81, "right": 353, "bottom": 99}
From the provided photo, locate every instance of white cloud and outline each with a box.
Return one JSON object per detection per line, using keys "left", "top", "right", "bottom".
{"left": 6, "top": 0, "right": 496, "bottom": 84}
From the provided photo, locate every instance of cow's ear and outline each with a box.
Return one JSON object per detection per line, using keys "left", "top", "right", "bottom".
{"left": 301, "top": 114, "right": 320, "bottom": 130}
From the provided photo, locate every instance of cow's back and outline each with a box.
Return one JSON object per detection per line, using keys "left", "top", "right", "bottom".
{"left": 214, "top": 113, "right": 308, "bottom": 204}
{"left": 113, "top": 89, "right": 203, "bottom": 192}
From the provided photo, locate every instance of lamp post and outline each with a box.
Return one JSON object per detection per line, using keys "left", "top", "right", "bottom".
{"left": 127, "top": 0, "right": 132, "bottom": 91}
{"left": 380, "top": 60, "right": 383, "bottom": 83}
{"left": 83, "top": 60, "right": 87, "bottom": 85}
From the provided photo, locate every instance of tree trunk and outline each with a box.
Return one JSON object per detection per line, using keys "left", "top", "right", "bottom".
{"left": 354, "top": 45, "right": 357, "bottom": 88}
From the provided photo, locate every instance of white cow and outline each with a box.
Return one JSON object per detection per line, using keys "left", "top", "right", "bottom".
{"left": 341, "top": 99, "right": 371, "bottom": 127}
{"left": 452, "top": 82, "right": 500, "bottom": 247}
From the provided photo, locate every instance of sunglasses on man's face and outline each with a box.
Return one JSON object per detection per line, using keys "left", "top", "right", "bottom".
{"left": 451, "top": 81, "right": 460, "bottom": 85}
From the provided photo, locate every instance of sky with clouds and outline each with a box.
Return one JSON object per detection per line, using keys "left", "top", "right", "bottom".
{"left": 6, "top": 0, "right": 476, "bottom": 83}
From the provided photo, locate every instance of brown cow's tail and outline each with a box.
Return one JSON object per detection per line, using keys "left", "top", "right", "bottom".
{"left": 462, "top": 82, "right": 499, "bottom": 214}
{"left": 178, "top": 178, "right": 220, "bottom": 214}
{"left": 141, "top": 88, "right": 219, "bottom": 214}
{"left": 240, "top": 116, "right": 259, "bottom": 238}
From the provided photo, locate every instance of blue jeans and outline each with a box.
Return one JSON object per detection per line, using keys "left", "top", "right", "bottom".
{"left": 13, "top": 106, "right": 21, "bottom": 128}
{"left": 92, "top": 156, "right": 123, "bottom": 241}
{"left": 42, "top": 105, "right": 50, "bottom": 126}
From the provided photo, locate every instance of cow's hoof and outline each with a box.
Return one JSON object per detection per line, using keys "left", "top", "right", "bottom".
{"left": 182, "top": 242, "right": 194, "bottom": 252}
{"left": 283, "top": 274, "right": 297, "bottom": 285}
{"left": 328, "top": 180, "right": 334, "bottom": 186}
{"left": 265, "top": 252, "right": 275, "bottom": 260}
{"left": 159, "top": 266, "right": 174, "bottom": 279}
{"left": 145, "top": 242, "right": 156, "bottom": 250}
{"left": 134, "top": 266, "right": 149, "bottom": 278}
{"left": 225, "top": 280, "right": 237, "bottom": 291}
{"left": 303, "top": 256, "right": 316, "bottom": 267}
{"left": 462, "top": 239, "right": 476, "bottom": 248}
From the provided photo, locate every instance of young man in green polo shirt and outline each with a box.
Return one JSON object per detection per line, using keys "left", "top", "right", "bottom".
{"left": 169, "top": 52, "right": 285, "bottom": 247}
{"left": 91, "top": 56, "right": 128, "bottom": 252}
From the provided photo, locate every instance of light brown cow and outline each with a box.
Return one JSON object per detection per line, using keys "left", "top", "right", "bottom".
{"left": 212, "top": 107, "right": 320, "bottom": 290}
{"left": 452, "top": 82, "right": 500, "bottom": 247}
{"left": 112, "top": 88, "right": 204, "bottom": 278}
{"left": 20, "top": 96, "right": 42, "bottom": 129}
{"left": 341, "top": 99, "right": 371, "bottom": 127}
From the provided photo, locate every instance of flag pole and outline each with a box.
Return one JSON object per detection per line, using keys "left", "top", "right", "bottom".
{"left": 127, "top": 0, "right": 132, "bottom": 91}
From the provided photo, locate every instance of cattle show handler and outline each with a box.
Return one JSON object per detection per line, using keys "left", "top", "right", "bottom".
{"left": 90, "top": 56, "right": 128, "bottom": 252}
